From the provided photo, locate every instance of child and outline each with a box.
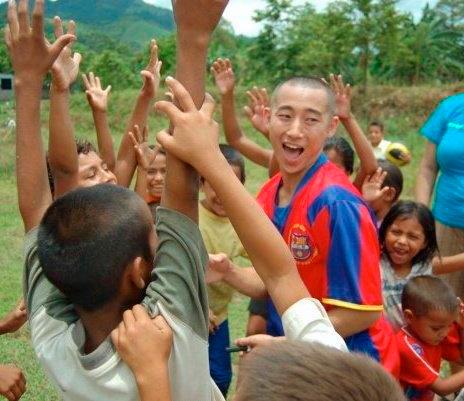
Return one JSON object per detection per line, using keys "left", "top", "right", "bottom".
{"left": 10, "top": 0, "right": 229, "bottom": 400}
{"left": 397, "top": 275, "right": 464, "bottom": 400}
{"left": 199, "top": 144, "right": 248, "bottom": 396}
{"left": 363, "top": 159, "right": 404, "bottom": 223}
{"left": 323, "top": 136, "right": 354, "bottom": 175}
{"left": 207, "top": 75, "right": 399, "bottom": 376}
{"left": 379, "top": 201, "right": 437, "bottom": 330}
{"left": 369, "top": 121, "right": 391, "bottom": 159}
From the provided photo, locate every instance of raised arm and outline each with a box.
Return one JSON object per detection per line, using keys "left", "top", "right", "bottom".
{"left": 433, "top": 253, "right": 464, "bottom": 275}
{"left": 48, "top": 17, "right": 81, "bottom": 198}
{"left": 211, "top": 58, "right": 272, "bottom": 168}
{"left": 244, "top": 87, "right": 270, "bottom": 139}
{"left": 415, "top": 140, "right": 438, "bottom": 205}
{"left": 7, "top": 0, "right": 75, "bottom": 231}
{"left": 330, "top": 74, "right": 377, "bottom": 189}
{"left": 156, "top": 79, "right": 308, "bottom": 315}
{"left": 115, "top": 39, "right": 161, "bottom": 187}
{"left": 159, "top": 0, "right": 228, "bottom": 222}
{"left": 82, "top": 73, "right": 115, "bottom": 171}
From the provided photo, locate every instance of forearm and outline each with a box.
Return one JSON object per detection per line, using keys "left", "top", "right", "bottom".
{"left": 135, "top": 366, "right": 171, "bottom": 401}
{"left": 115, "top": 93, "right": 152, "bottom": 187}
{"left": 160, "top": 36, "right": 209, "bottom": 221}
{"left": 222, "top": 92, "right": 272, "bottom": 168}
{"left": 433, "top": 253, "right": 464, "bottom": 275}
{"left": 49, "top": 86, "right": 79, "bottom": 196}
{"left": 328, "top": 307, "right": 381, "bottom": 338}
{"left": 415, "top": 142, "right": 438, "bottom": 205}
{"left": 199, "top": 154, "right": 308, "bottom": 314}
{"left": 223, "top": 266, "right": 267, "bottom": 299}
{"left": 92, "top": 109, "right": 115, "bottom": 172}
{"left": 15, "top": 79, "right": 53, "bottom": 231}
{"left": 432, "top": 371, "right": 464, "bottom": 396}
{"left": 342, "top": 114, "right": 377, "bottom": 187}
{"left": 134, "top": 168, "right": 148, "bottom": 199}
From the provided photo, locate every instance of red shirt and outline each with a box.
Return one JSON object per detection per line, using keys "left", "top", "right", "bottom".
{"left": 397, "top": 325, "right": 461, "bottom": 401}
{"left": 257, "top": 154, "right": 399, "bottom": 377}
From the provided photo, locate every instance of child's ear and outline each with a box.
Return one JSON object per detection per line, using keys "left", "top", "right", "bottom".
{"left": 403, "top": 309, "right": 414, "bottom": 324}
{"left": 327, "top": 115, "right": 339, "bottom": 138}
{"left": 129, "top": 257, "right": 146, "bottom": 290}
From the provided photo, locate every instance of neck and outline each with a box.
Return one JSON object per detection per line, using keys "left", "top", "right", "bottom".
{"left": 76, "top": 301, "right": 125, "bottom": 354}
{"left": 391, "top": 261, "right": 412, "bottom": 278}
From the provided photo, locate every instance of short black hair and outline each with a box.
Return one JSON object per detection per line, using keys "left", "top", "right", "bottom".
{"left": 379, "top": 200, "right": 437, "bottom": 266}
{"left": 38, "top": 184, "right": 153, "bottom": 312}
{"left": 402, "top": 275, "right": 458, "bottom": 317}
{"left": 323, "top": 136, "right": 354, "bottom": 175}
{"left": 369, "top": 121, "right": 384, "bottom": 132}
{"left": 76, "top": 139, "right": 96, "bottom": 155}
{"left": 272, "top": 76, "right": 336, "bottom": 116}
{"left": 219, "top": 144, "right": 246, "bottom": 183}
{"left": 377, "top": 159, "right": 403, "bottom": 202}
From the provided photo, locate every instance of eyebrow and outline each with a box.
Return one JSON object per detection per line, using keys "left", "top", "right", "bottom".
{"left": 276, "top": 105, "right": 323, "bottom": 116}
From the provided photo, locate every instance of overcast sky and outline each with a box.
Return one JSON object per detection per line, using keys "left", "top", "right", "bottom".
{"left": 147, "top": 0, "right": 439, "bottom": 36}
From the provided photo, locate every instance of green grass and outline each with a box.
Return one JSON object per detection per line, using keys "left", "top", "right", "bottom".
{"left": 0, "top": 86, "right": 428, "bottom": 400}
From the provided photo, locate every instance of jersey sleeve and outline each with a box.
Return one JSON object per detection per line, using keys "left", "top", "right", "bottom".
{"left": 420, "top": 97, "right": 452, "bottom": 145}
{"left": 312, "top": 198, "right": 382, "bottom": 310}
{"left": 142, "top": 207, "right": 210, "bottom": 341}
{"left": 397, "top": 332, "right": 439, "bottom": 389}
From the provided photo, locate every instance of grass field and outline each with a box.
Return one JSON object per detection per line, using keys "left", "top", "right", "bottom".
{"left": 0, "top": 84, "right": 436, "bottom": 400}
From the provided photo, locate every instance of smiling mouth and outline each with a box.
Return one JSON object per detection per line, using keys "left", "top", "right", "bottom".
{"left": 283, "top": 143, "right": 303, "bottom": 160}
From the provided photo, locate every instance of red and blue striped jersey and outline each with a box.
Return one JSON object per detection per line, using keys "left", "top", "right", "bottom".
{"left": 257, "top": 154, "right": 399, "bottom": 376}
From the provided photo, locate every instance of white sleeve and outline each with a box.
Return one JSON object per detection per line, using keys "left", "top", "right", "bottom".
{"left": 281, "top": 298, "right": 347, "bottom": 352}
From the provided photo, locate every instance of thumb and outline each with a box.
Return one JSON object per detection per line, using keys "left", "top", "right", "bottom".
{"left": 73, "top": 52, "right": 82, "bottom": 67}
{"left": 156, "top": 129, "right": 176, "bottom": 154}
{"left": 49, "top": 34, "right": 76, "bottom": 63}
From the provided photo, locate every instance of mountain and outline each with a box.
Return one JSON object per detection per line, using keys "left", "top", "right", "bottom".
{"left": 0, "top": 0, "right": 175, "bottom": 50}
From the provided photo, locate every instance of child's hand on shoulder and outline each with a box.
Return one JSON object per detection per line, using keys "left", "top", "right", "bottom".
{"left": 50, "top": 17, "right": 81, "bottom": 92}
{"left": 155, "top": 77, "right": 219, "bottom": 172}
{"left": 5, "top": 0, "right": 76, "bottom": 84}
{"left": 82, "top": 73, "right": 111, "bottom": 113}
{"left": 111, "top": 305, "right": 172, "bottom": 378}
{"left": 330, "top": 74, "right": 352, "bottom": 121}
{"left": 244, "top": 87, "right": 270, "bottom": 138}
{"left": 211, "top": 58, "right": 235, "bottom": 96}
{"left": 140, "top": 39, "right": 162, "bottom": 100}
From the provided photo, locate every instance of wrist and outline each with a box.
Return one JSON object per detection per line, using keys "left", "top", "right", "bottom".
{"left": 50, "top": 84, "right": 70, "bottom": 96}
{"left": 134, "top": 362, "right": 169, "bottom": 385}
{"left": 221, "top": 90, "right": 235, "bottom": 100}
{"left": 14, "top": 76, "right": 44, "bottom": 91}
{"left": 339, "top": 113, "right": 354, "bottom": 123}
{"left": 177, "top": 31, "right": 211, "bottom": 48}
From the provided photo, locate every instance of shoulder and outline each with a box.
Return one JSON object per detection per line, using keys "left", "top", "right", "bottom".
{"left": 257, "top": 173, "right": 281, "bottom": 199}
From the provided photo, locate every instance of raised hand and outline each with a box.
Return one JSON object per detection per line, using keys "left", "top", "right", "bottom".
{"left": 111, "top": 305, "right": 173, "bottom": 378}
{"left": 244, "top": 87, "right": 270, "bottom": 138}
{"left": 362, "top": 167, "right": 389, "bottom": 203}
{"left": 5, "top": 0, "right": 75, "bottom": 83}
{"left": 330, "top": 74, "right": 352, "bottom": 121}
{"left": 211, "top": 58, "right": 235, "bottom": 96}
{"left": 50, "top": 17, "right": 81, "bottom": 92}
{"left": 128, "top": 125, "right": 157, "bottom": 170}
{"left": 172, "top": 0, "right": 229, "bottom": 39}
{"left": 140, "top": 39, "right": 162, "bottom": 99}
{"left": 82, "top": 73, "right": 111, "bottom": 113}
{"left": 155, "top": 77, "right": 219, "bottom": 171}
{"left": 0, "top": 365, "right": 26, "bottom": 401}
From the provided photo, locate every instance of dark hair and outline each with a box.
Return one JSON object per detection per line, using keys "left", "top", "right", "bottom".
{"left": 369, "top": 121, "right": 384, "bottom": 132}
{"left": 379, "top": 200, "right": 437, "bottom": 266}
{"left": 377, "top": 159, "right": 403, "bottom": 202}
{"left": 46, "top": 153, "right": 55, "bottom": 197}
{"left": 402, "top": 275, "right": 458, "bottom": 317}
{"left": 238, "top": 341, "right": 405, "bottom": 401}
{"left": 202, "top": 144, "right": 245, "bottom": 184}
{"left": 149, "top": 145, "right": 166, "bottom": 156}
{"left": 76, "top": 139, "right": 96, "bottom": 155}
{"left": 323, "top": 136, "right": 354, "bottom": 175}
{"left": 38, "top": 184, "right": 153, "bottom": 312}
{"left": 272, "top": 76, "right": 336, "bottom": 116}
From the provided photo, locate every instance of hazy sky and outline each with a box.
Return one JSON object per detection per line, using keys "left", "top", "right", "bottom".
{"left": 147, "top": 0, "right": 439, "bottom": 36}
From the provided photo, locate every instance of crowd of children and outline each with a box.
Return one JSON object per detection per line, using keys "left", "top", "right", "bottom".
{"left": 2, "top": 1, "right": 464, "bottom": 401}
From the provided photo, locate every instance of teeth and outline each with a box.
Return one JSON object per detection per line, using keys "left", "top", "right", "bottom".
{"left": 284, "top": 143, "right": 300, "bottom": 150}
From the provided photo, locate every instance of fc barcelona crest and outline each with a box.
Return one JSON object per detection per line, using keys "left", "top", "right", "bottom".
{"left": 288, "top": 224, "right": 317, "bottom": 263}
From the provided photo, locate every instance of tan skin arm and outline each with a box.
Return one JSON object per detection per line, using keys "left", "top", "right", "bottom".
{"left": 415, "top": 140, "right": 438, "bottom": 205}
{"left": 433, "top": 253, "right": 464, "bottom": 275}
{"left": 328, "top": 308, "right": 381, "bottom": 338}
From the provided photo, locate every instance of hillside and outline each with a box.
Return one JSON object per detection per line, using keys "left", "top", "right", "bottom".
{"left": 0, "top": 0, "right": 175, "bottom": 50}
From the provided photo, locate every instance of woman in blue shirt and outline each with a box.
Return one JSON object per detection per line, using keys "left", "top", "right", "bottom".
{"left": 415, "top": 93, "right": 464, "bottom": 299}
